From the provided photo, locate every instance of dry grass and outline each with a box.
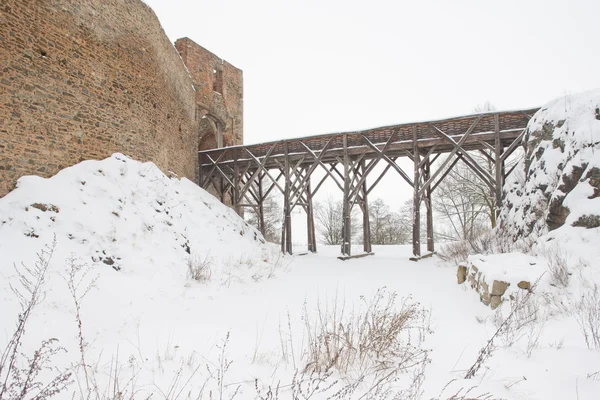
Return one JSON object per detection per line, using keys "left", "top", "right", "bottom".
{"left": 301, "top": 288, "right": 431, "bottom": 386}
{"left": 187, "top": 253, "right": 212, "bottom": 282}
{"left": 465, "top": 280, "right": 539, "bottom": 379}
{"left": 575, "top": 284, "right": 600, "bottom": 350}
{"left": 1, "top": 238, "right": 73, "bottom": 400}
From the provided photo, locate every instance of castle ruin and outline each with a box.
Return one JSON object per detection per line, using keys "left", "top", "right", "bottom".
{"left": 0, "top": 0, "right": 243, "bottom": 197}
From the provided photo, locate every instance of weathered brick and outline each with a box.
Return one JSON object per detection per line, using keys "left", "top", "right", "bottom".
{"left": 0, "top": 0, "right": 243, "bottom": 197}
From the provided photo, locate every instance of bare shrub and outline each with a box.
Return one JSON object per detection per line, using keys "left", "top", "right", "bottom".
{"left": 301, "top": 288, "right": 431, "bottom": 387}
{"left": 187, "top": 253, "right": 212, "bottom": 282}
{"left": 539, "top": 246, "right": 571, "bottom": 287}
{"left": 465, "top": 281, "right": 539, "bottom": 379}
{"left": 255, "top": 369, "right": 361, "bottom": 400}
{"left": 0, "top": 238, "right": 73, "bottom": 400}
{"left": 574, "top": 284, "right": 600, "bottom": 349}
{"left": 433, "top": 378, "right": 498, "bottom": 399}
{"left": 63, "top": 256, "right": 98, "bottom": 397}
{"left": 491, "top": 290, "right": 542, "bottom": 349}
{"left": 438, "top": 231, "right": 515, "bottom": 267}
{"left": 254, "top": 379, "right": 280, "bottom": 400}
{"left": 206, "top": 332, "right": 240, "bottom": 400}
{"left": 437, "top": 240, "right": 470, "bottom": 266}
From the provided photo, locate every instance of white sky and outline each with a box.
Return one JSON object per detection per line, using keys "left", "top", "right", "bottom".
{"left": 145, "top": 0, "right": 600, "bottom": 145}
{"left": 144, "top": 0, "right": 600, "bottom": 245}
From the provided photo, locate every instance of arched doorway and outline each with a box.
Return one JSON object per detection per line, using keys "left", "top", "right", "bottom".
{"left": 198, "top": 115, "right": 222, "bottom": 151}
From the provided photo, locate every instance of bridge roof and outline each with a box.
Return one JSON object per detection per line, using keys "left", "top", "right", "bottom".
{"left": 199, "top": 108, "right": 540, "bottom": 168}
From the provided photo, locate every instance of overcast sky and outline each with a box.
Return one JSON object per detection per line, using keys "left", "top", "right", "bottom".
{"left": 145, "top": 0, "right": 599, "bottom": 145}
{"left": 143, "top": 0, "right": 599, "bottom": 245}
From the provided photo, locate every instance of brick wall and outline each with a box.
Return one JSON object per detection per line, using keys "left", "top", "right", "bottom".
{"left": 175, "top": 38, "right": 243, "bottom": 151}
{"left": 0, "top": 0, "right": 200, "bottom": 196}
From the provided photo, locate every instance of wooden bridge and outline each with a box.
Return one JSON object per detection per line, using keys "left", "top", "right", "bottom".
{"left": 198, "top": 108, "right": 539, "bottom": 257}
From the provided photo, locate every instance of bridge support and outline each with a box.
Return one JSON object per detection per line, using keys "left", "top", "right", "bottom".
{"left": 306, "top": 175, "right": 317, "bottom": 253}
{"left": 341, "top": 135, "right": 352, "bottom": 256}
{"left": 360, "top": 160, "right": 372, "bottom": 253}
{"left": 197, "top": 109, "right": 536, "bottom": 258}
{"left": 424, "top": 157, "right": 434, "bottom": 253}
{"left": 412, "top": 127, "right": 421, "bottom": 257}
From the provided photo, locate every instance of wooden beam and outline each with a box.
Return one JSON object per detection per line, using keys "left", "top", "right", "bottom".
{"left": 424, "top": 157, "right": 434, "bottom": 253}
{"left": 412, "top": 126, "right": 421, "bottom": 257}
{"left": 362, "top": 135, "right": 413, "bottom": 187}
{"left": 360, "top": 160, "right": 372, "bottom": 253}
{"left": 494, "top": 114, "right": 503, "bottom": 220}
{"left": 500, "top": 128, "right": 527, "bottom": 163}
{"left": 419, "top": 115, "right": 483, "bottom": 197}
{"left": 366, "top": 160, "right": 395, "bottom": 195}
{"left": 430, "top": 123, "right": 495, "bottom": 193}
{"left": 282, "top": 141, "right": 292, "bottom": 254}
{"left": 245, "top": 148, "right": 285, "bottom": 195}
{"left": 306, "top": 173, "right": 317, "bottom": 253}
{"left": 341, "top": 135, "right": 352, "bottom": 256}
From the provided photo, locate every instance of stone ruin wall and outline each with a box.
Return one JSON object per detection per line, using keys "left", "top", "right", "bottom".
{"left": 0, "top": 0, "right": 243, "bottom": 197}
{"left": 175, "top": 38, "right": 243, "bottom": 153}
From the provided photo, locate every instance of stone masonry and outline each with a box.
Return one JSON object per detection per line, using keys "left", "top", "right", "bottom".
{"left": 175, "top": 38, "right": 243, "bottom": 153}
{"left": 0, "top": 0, "right": 243, "bottom": 197}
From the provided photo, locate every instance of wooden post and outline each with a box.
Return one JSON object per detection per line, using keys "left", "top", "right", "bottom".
{"left": 283, "top": 142, "right": 293, "bottom": 254}
{"left": 306, "top": 169, "right": 317, "bottom": 252}
{"left": 219, "top": 177, "right": 226, "bottom": 204}
{"left": 412, "top": 126, "right": 421, "bottom": 257}
{"left": 360, "top": 159, "right": 372, "bottom": 253}
{"left": 233, "top": 159, "right": 242, "bottom": 216}
{"left": 197, "top": 154, "right": 202, "bottom": 187}
{"left": 424, "top": 157, "right": 434, "bottom": 253}
{"left": 494, "top": 114, "right": 502, "bottom": 222}
{"left": 257, "top": 173, "right": 266, "bottom": 235}
{"left": 341, "top": 135, "right": 352, "bottom": 256}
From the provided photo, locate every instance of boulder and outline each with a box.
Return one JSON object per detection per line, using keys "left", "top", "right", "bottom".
{"left": 491, "top": 280, "right": 510, "bottom": 296}
{"left": 490, "top": 295, "right": 503, "bottom": 309}
{"left": 457, "top": 265, "right": 468, "bottom": 284}
{"left": 517, "top": 281, "right": 531, "bottom": 290}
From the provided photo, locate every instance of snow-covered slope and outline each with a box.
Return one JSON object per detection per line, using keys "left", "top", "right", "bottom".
{"left": 0, "top": 153, "right": 281, "bottom": 282}
{"left": 0, "top": 154, "right": 291, "bottom": 398}
{"left": 500, "top": 89, "right": 600, "bottom": 247}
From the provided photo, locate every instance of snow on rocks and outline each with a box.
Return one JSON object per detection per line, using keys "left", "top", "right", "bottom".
{"left": 500, "top": 89, "right": 600, "bottom": 243}
{"left": 457, "top": 253, "right": 548, "bottom": 308}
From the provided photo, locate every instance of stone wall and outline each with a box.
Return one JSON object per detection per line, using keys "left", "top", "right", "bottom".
{"left": 457, "top": 262, "right": 531, "bottom": 309}
{"left": 0, "top": 0, "right": 243, "bottom": 198}
{"left": 175, "top": 38, "right": 243, "bottom": 151}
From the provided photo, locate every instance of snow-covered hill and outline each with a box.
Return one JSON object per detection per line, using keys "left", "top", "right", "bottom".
{"left": 0, "top": 154, "right": 288, "bottom": 398}
{"left": 0, "top": 153, "right": 282, "bottom": 283}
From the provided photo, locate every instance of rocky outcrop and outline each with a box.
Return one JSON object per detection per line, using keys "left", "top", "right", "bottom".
{"left": 499, "top": 90, "right": 600, "bottom": 243}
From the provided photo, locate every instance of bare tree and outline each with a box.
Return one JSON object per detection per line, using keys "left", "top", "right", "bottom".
{"left": 473, "top": 101, "right": 496, "bottom": 114}
{"left": 433, "top": 162, "right": 490, "bottom": 241}
{"left": 399, "top": 199, "right": 428, "bottom": 243}
{"left": 247, "top": 195, "right": 282, "bottom": 244}
{"left": 314, "top": 197, "right": 360, "bottom": 245}
{"left": 369, "top": 198, "right": 411, "bottom": 245}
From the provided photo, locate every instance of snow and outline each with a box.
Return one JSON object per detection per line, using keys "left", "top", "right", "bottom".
{"left": 2, "top": 91, "right": 600, "bottom": 400}
{"left": 465, "top": 253, "right": 548, "bottom": 292}
{"left": 500, "top": 89, "right": 600, "bottom": 245}
{"left": 0, "top": 154, "right": 281, "bottom": 284}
